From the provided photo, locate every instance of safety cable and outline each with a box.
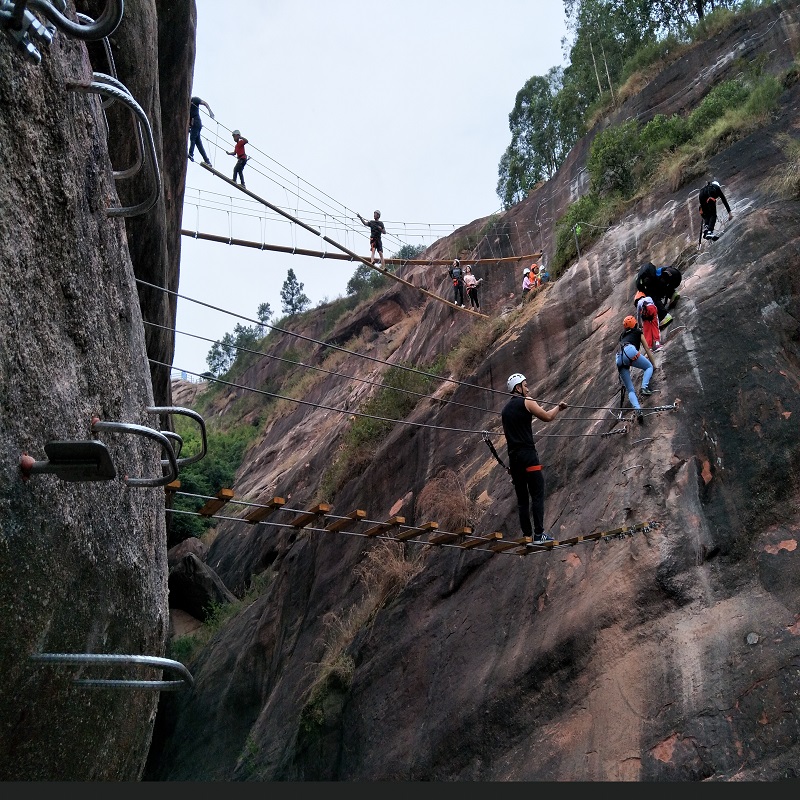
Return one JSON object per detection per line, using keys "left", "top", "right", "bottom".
{"left": 139, "top": 278, "right": 506, "bottom": 397}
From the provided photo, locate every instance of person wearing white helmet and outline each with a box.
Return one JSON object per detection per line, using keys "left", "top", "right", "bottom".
{"left": 357, "top": 210, "right": 387, "bottom": 268}
{"left": 501, "top": 373, "right": 568, "bottom": 544}
{"left": 697, "top": 178, "right": 733, "bottom": 242}
{"left": 522, "top": 267, "right": 532, "bottom": 296}
{"left": 226, "top": 129, "right": 249, "bottom": 188}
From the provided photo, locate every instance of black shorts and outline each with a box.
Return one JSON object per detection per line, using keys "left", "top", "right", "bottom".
{"left": 370, "top": 237, "right": 383, "bottom": 253}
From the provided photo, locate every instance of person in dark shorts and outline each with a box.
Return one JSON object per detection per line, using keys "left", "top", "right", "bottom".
{"left": 357, "top": 210, "right": 386, "bottom": 268}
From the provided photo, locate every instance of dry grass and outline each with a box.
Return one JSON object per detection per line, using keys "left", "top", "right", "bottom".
{"left": 415, "top": 469, "right": 472, "bottom": 531}
{"left": 761, "top": 133, "right": 800, "bottom": 199}
{"left": 302, "top": 540, "right": 425, "bottom": 714}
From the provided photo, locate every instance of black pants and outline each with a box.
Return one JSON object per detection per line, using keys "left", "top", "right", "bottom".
{"left": 453, "top": 282, "right": 464, "bottom": 305}
{"left": 510, "top": 461, "right": 545, "bottom": 538}
{"left": 233, "top": 157, "right": 247, "bottom": 185}
{"left": 701, "top": 201, "right": 718, "bottom": 233}
{"left": 467, "top": 287, "right": 479, "bottom": 308}
{"left": 189, "top": 126, "right": 209, "bottom": 163}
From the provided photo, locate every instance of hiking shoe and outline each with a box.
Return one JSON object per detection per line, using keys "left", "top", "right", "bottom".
{"left": 659, "top": 314, "right": 673, "bottom": 330}
{"left": 532, "top": 532, "right": 554, "bottom": 544}
{"left": 640, "top": 386, "right": 654, "bottom": 396}
{"left": 636, "top": 411, "right": 645, "bottom": 425}
{"left": 703, "top": 230, "right": 713, "bottom": 239}
{"left": 652, "top": 343, "right": 662, "bottom": 352}
{"left": 188, "top": 154, "right": 194, "bottom": 162}
{"left": 203, "top": 160, "right": 212, "bottom": 167}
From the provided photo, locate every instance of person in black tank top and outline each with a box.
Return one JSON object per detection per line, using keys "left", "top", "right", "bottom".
{"left": 501, "top": 373, "right": 567, "bottom": 544}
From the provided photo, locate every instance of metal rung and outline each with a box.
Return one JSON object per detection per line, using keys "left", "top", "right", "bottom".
{"left": 20, "top": 440, "right": 116, "bottom": 482}
{"left": 29, "top": 653, "right": 193, "bottom": 691}
{"left": 146, "top": 406, "right": 207, "bottom": 467}
{"left": 91, "top": 416, "right": 178, "bottom": 487}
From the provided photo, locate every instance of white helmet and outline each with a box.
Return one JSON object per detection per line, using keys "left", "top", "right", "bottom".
{"left": 523, "top": 268, "right": 530, "bottom": 275}
{"left": 711, "top": 180, "right": 720, "bottom": 187}
{"left": 507, "top": 373, "right": 526, "bottom": 393}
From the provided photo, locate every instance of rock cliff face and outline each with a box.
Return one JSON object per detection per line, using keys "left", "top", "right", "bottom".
{"left": 145, "top": 2, "right": 800, "bottom": 781}
{"left": 2, "top": 0, "right": 799, "bottom": 784}
{"left": 0, "top": 0, "right": 191, "bottom": 780}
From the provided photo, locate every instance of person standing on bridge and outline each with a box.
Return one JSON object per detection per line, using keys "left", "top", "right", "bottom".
{"left": 188, "top": 95, "right": 214, "bottom": 166}
{"left": 226, "top": 130, "right": 249, "bottom": 188}
{"left": 501, "top": 373, "right": 568, "bottom": 545}
{"left": 357, "top": 210, "right": 386, "bottom": 268}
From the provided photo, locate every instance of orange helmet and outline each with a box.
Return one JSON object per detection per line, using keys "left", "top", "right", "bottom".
{"left": 623, "top": 315, "right": 637, "bottom": 329}
{"left": 634, "top": 291, "right": 646, "bottom": 302}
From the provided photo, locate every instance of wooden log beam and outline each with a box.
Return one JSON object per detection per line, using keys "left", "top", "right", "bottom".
{"left": 243, "top": 496, "right": 286, "bottom": 524}
{"left": 325, "top": 509, "right": 367, "bottom": 533}
{"left": 393, "top": 521, "right": 438, "bottom": 542}
{"left": 289, "top": 503, "right": 331, "bottom": 529}
{"left": 198, "top": 488, "right": 235, "bottom": 517}
{"left": 428, "top": 526, "right": 471, "bottom": 545}
{"left": 362, "top": 515, "right": 405, "bottom": 538}
{"left": 489, "top": 536, "right": 531, "bottom": 553}
{"left": 459, "top": 532, "right": 502, "bottom": 549}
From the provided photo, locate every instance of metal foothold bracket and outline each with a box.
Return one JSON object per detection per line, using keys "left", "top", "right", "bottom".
{"left": 20, "top": 440, "right": 117, "bottom": 482}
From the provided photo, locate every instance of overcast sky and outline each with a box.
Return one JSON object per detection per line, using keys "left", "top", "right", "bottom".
{"left": 173, "top": 0, "right": 569, "bottom": 377}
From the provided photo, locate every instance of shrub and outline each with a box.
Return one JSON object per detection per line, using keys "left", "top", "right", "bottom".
{"left": 688, "top": 79, "right": 750, "bottom": 136}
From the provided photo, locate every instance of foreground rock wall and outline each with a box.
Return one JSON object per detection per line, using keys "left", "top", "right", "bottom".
{"left": 0, "top": 0, "right": 191, "bottom": 779}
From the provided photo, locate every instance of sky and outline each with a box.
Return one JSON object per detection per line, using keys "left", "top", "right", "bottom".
{"left": 173, "top": 0, "right": 570, "bottom": 378}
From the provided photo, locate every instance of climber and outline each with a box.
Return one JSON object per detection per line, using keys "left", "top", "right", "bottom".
{"left": 357, "top": 210, "right": 387, "bottom": 268}
{"left": 448, "top": 258, "right": 465, "bottom": 306}
{"left": 698, "top": 179, "right": 733, "bottom": 242}
{"left": 501, "top": 373, "right": 568, "bottom": 544}
{"left": 615, "top": 315, "right": 656, "bottom": 424}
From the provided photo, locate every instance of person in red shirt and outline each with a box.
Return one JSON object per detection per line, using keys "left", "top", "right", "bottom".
{"left": 634, "top": 291, "right": 661, "bottom": 351}
{"left": 226, "top": 130, "right": 249, "bottom": 188}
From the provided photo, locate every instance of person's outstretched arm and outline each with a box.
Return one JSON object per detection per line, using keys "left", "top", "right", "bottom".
{"left": 524, "top": 397, "right": 567, "bottom": 422}
{"left": 200, "top": 99, "right": 214, "bottom": 119}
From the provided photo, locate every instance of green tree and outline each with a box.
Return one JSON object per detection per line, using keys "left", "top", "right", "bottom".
{"left": 393, "top": 243, "right": 425, "bottom": 261}
{"left": 256, "top": 302, "right": 272, "bottom": 335}
{"left": 280, "top": 268, "right": 310, "bottom": 315}
{"left": 346, "top": 263, "right": 385, "bottom": 296}
{"left": 206, "top": 332, "right": 236, "bottom": 376}
{"left": 497, "top": 68, "right": 571, "bottom": 208}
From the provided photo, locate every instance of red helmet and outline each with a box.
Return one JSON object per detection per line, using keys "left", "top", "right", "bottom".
{"left": 623, "top": 315, "right": 637, "bottom": 330}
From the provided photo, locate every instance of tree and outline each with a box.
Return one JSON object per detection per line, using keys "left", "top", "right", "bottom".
{"left": 256, "top": 302, "right": 272, "bottom": 335}
{"left": 280, "top": 268, "right": 310, "bottom": 315}
{"left": 497, "top": 68, "right": 571, "bottom": 208}
{"left": 206, "top": 332, "right": 236, "bottom": 376}
{"left": 393, "top": 243, "right": 426, "bottom": 261}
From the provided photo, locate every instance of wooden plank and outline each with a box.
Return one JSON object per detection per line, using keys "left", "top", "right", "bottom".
{"left": 165, "top": 479, "right": 181, "bottom": 494}
{"left": 198, "top": 488, "right": 235, "bottom": 517}
{"left": 362, "top": 515, "right": 405, "bottom": 538}
{"left": 394, "top": 521, "right": 438, "bottom": 542}
{"left": 289, "top": 503, "right": 331, "bottom": 529}
{"left": 324, "top": 509, "right": 367, "bottom": 533}
{"left": 459, "top": 532, "right": 502, "bottom": 550}
{"left": 489, "top": 536, "right": 531, "bottom": 553}
{"left": 427, "top": 531, "right": 463, "bottom": 545}
{"left": 243, "top": 496, "right": 285, "bottom": 524}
